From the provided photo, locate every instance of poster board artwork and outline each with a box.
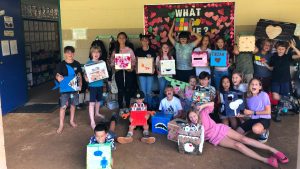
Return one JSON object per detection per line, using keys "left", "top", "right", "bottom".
{"left": 86, "top": 143, "right": 112, "bottom": 169}
{"left": 210, "top": 50, "right": 227, "bottom": 67}
{"left": 52, "top": 65, "right": 81, "bottom": 93}
{"left": 114, "top": 53, "right": 131, "bottom": 70}
{"left": 144, "top": 2, "right": 235, "bottom": 50}
{"left": 192, "top": 51, "right": 208, "bottom": 67}
{"left": 238, "top": 36, "right": 256, "bottom": 52}
{"left": 160, "top": 60, "right": 175, "bottom": 75}
{"left": 137, "top": 57, "right": 154, "bottom": 74}
{"left": 84, "top": 61, "right": 109, "bottom": 83}
{"left": 175, "top": 18, "right": 189, "bottom": 31}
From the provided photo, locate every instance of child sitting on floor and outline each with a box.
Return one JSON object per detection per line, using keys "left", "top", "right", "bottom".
{"left": 159, "top": 85, "right": 184, "bottom": 118}
{"left": 117, "top": 91, "right": 155, "bottom": 144}
{"left": 187, "top": 102, "right": 289, "bottom": 168}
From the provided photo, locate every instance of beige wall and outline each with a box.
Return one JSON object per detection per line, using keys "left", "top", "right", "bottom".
{"left": 60, "top": 0, "right": 300, "bottom": 63}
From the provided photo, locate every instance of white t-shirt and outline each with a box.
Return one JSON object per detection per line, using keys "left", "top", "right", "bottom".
{"left": 193, "top": 47, "right": 212, "bottom": 76}
{"left": 159, "top": 96, "right": 183, "bottom": 116}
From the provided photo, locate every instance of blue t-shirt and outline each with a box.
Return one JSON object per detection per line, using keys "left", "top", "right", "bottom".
{"left": 253, "top": 52, "right": 272, "bottom": 78}
{"left": 85, "top": 60, "right": 104, "bottom": 87}
{"left": 174, "top": 42, "right": 195, "bottom": 70}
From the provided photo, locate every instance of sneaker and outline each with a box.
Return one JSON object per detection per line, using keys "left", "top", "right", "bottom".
{"left": 273, "top": 110, "right": 281, "bottom": 122}
{"left": 258, "top": 130, "right": 269, "bottom": 143}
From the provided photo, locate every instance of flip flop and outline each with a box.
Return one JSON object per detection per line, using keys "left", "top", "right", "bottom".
{"left": 267, "top": 156, "right": 278, "bottom": 168}
{"left": 141, "top": 136, "right": 155, "bottom": 144}
{"left": 273, "top": 151, "right": 289, "bottom": 164}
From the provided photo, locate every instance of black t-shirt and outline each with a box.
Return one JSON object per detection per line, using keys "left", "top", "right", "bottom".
{"left": 54, "top": 60, "right": 82, "bottom": 77}
{"left": 135, "top": 47, "right": 157, "bottom": 76}
{"left": 270, "top": 53, "right": 293, "bottom": 83}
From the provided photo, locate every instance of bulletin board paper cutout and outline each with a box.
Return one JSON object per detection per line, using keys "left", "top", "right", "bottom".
{"left": 114, "top": 53, "right": 131, "bottom": 70}
{"left": 1, "top": 40, "right": 10, "bottom": 56}
{"left": 72, "top": 28, "right": 87, "bottom": 40}
{"left": 84, "top": 61, "right": 109, "bottom": 83}
{"left": 87, "top": 143, "right": 112, "bottom": 169}
{"left": 137, "top": 57, "right": 154, "bottom": 74}
{"left": 160, "top": 60, "right": 175, "bottom": 75}
{"left": 144, "top": 2, "right": 235, "bottom": 50}
{"left": 210, "top": 50, "right": 227, "bottom": 67}
{"left": 9, "top": 40, "right": 18, "bottom": 55}
{"left": 4, "top": 16, "right": 14, "bottom": 28}
{"left": 238, "top": 36, "right": 255, "bottom": 52}
{"left": 4, "top": 30, "right": 14, "bottom": 37}
{"left": 63, "top": 40, "right": 76, "bottom": 48}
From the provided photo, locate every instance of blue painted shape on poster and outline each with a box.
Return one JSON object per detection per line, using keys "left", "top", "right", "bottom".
{"left": 210, "top": 50, "right": 227, "bottom": 67}
{"left": 94, "top": 150, "right": 103, "bottom": 157}
{"left": 100, "top": 157, "right": 108, "bottom": 168}
{"left": 52, "top": 65, "right": 78, "bottom": 93}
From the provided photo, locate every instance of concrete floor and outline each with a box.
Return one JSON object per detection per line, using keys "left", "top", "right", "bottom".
{"left": 3, "top": 83, "right": 299, "bottom": 169}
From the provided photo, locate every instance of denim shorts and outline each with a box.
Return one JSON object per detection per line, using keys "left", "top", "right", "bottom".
{"left": 89, "top": 86, "right": 103, "bottom": 102}
{"left": 60, "top": 92, "right": 79, "bottom": 108}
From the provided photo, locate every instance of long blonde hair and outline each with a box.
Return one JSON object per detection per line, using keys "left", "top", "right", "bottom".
{"left": 187, "top": 109, "right": 202, "bottom": 125}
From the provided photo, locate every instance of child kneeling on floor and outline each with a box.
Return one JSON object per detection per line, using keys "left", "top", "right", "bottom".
{"left": 187, "top": 102, "right": 288, "bottom": 168}
{"left": 117, "top": 91, "right": 155, "bottom": 144}
{"left": 159, "top": 85, "right": 184, "bottom": 118}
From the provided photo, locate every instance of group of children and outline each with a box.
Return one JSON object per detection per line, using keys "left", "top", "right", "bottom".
{"left": 53, "top": 22, "right": 300, "bottom": 167}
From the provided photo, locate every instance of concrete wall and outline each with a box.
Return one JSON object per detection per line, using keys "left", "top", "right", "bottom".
{"left": 60, "top": 0, "right": 300, "bottom": 63}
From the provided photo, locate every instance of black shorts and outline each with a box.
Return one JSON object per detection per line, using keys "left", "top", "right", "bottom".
{"left": 239, "top": 118, "right": 271, "bottom": 132}
{"left": 89, "top": 86, "right": 103, "bottom": 102}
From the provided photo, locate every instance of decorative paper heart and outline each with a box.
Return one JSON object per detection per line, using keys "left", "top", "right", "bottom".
{"left": 205, "top": 20, "right": 213, "bottom": 26}
{"left": 218, "top": 9, "right": 224, "bottom": 15}
{"left": 153, "top": 26, "right": 159, "bottom": 33}
{"left": 150, "top": 12, "right": 156, "bottom": 18}
{"left": 164, "top": 17, "right": 170, "bottom": 23}
{"left": 221, "top": 16, "right": 228, "bottom": 22}
{"left": 155, "top": 35, "right": 161, "bottom": 41}
{"left": 148, "top": 26, "right": 153, "bottom": 33}
{"left": 204, "top": 12, "right": 214, "bottom": 18}
{"left": 224, "top": 22, "right": 231, "bottom": 27}
{"left": 211, "top": 29, "right": 217, "bottom": 33}
{"left": 212, "top": 15, "right": 219, "bottom": 21}
{"left": 215, "top": 58, "right": 221, "bottom": 63}
{"left": 214, "top": 29, "right": 220, "bottom": 34}
{"left": 218, "top": 24, "right": 224, "bottom": 30}
{"left": 194, "top": 19, "right": 201, "bottom": 26}
{"left": 266, "top": 25, "right": 282, "bottom": 39}
{"left": 168, "top": 11, "right": 176, "bottom": 19}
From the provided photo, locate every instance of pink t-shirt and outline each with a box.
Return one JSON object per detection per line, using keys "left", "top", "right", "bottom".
{"left": 199, "top": 106, "right": 229, "bottom": 146}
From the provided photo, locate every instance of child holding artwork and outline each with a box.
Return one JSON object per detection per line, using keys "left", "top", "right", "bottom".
{"left": 117, "top": 91, "right": 156, "bottom": 144}
{"left": 193, "top": 35, "right": 212, "bottom": 76}
{"left": 89, "top": 123, "right": 116, "bottom": 150}
{"left": 194, "top": 71, "right": 216, "bottom": 104}
{"left": 85, "top": 46, "right": 105, "bottom": 129}
{"left": 218, "top": 76, "right": 239, "bottom": 129}
{"left": 269, "top": 40, "right": 300, "bottom": 122}
{"left": 168, "top": 20, "right": 202, "bottom": 82}
{"left": 187, "top": 102, "right": 289, "bottom": 168}
{"left": 54, "top": 46, "right": 82, "bottom": 134}
{"left": 110, "top": 32, "right": 136, "bottom": 111}
{"left": 156, "top": 43, "right": 175, "bottom": 101}
{"left": 159, "top": 85, "right": 183, "bottom": 118}
{"left": 135, "top": 34, "right": 157, "bottom": 109}
{"left": 236, "top": 78, "right": 272, "bottom": 143}
{"left": 253, "top": 39, "right": 273, "bottom": 92}
{"left": 212, "top": 37, "right": 231, "bottom": 89}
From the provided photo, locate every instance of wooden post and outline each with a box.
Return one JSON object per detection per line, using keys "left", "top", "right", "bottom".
{"left": 0, "top": 98, "right": 7, "bottom": 169}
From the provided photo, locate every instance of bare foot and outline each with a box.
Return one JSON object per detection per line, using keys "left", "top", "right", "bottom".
{"left": 56, "top": 126, "right": 64, "bottom": 134}
{"left": 70, "top": 121, "right": 78, "bottom": 128}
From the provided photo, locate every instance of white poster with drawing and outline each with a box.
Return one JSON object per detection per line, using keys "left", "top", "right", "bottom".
{"left": 4, "top": 16, "right": 13, "bottom": 28}
{"left": 1, "top": 40, "right": 10, "bottom": 56}
{"left": 9, "top": 40, "right": 18, "bottom": 55}
{"left": 84, "top": 61, "right": 109, "bottom": 83}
